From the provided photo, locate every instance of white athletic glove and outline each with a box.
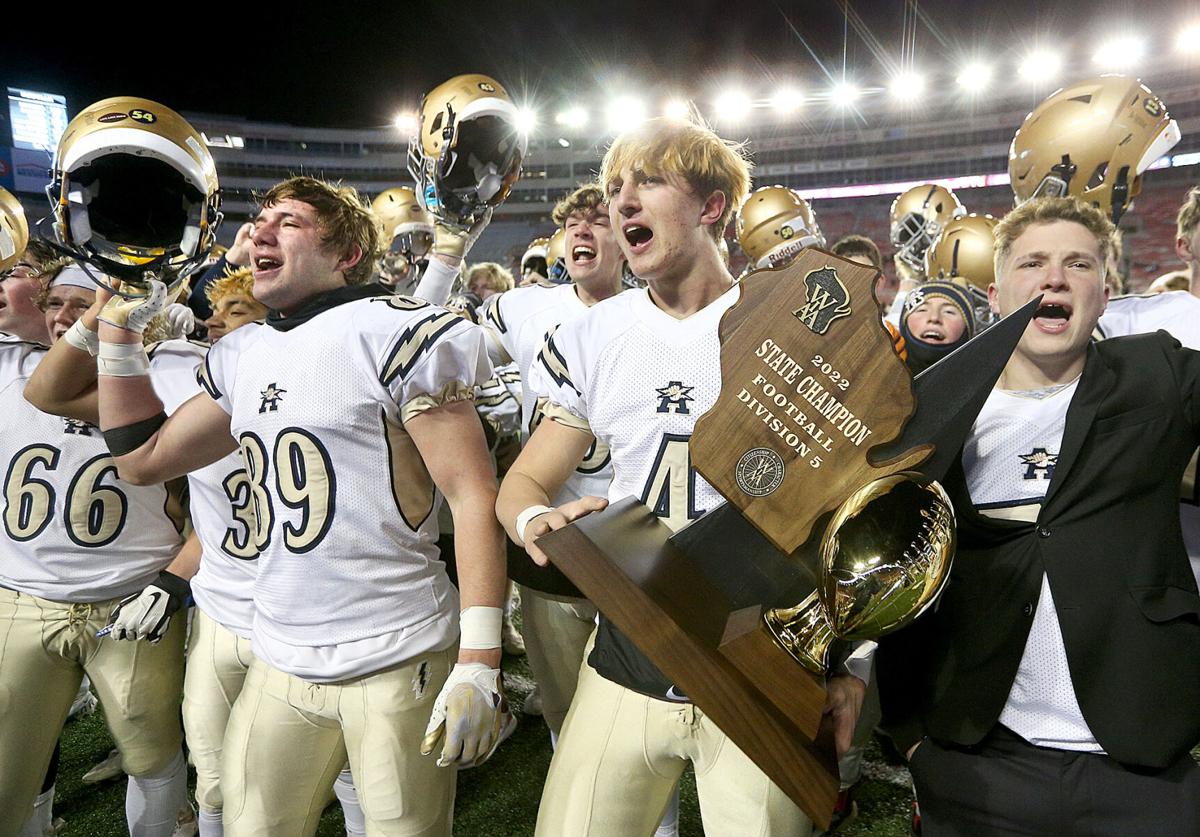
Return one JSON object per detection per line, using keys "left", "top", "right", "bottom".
{"left": 104, "top": 570, "right": 190, "bottom": 644}
{"left": 97, "top": 279, "right": 168, "bottom": 334}
{"left": 163, "top": 303, "right": 196, "bottom": 339}
{"left": 421, "top": 662, "right": 514, "bottom": 768}
{"left": 432, "top": 208, "right": 493, "bottom": 259}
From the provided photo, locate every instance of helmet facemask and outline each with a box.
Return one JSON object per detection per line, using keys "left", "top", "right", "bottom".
{"left": 48, "top": 152, "right": 220, "bottom": 295}
{"left": 409, "top": 103, "right": 525, "bottom": 228}
{"left": 892, "top": 212, "right": 939, "bottom": 270}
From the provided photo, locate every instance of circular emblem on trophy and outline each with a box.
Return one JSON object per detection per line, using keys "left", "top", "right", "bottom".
{"left": 735, "top": 447, "right": 785, "bottom": 497}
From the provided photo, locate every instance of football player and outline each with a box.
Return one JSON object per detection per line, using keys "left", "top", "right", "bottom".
{"left": 92, "top": 175, "right": 508, "bottom": 836}
{"left": 520, "top": 236, "right": 551, "bottom": 285}
{"left": 203, "top": 266, "right": 268, "bottom": 342}
{"left": 477, "top": 183, "right": 622, "bottom": 748}
{"left": 0, "top": 192, "right": 50, "bottom": 345}
{"left": 371, "top": 186, "right": 435, "bottom": 292}
{"left": 1177, "top": 186, "right": 1200, "bottom": 297}
{"left": 923, "top": 213, "right": 999, "bottom": 328}
{"left": 497, "top": 118, "right": 866, "bottom": 836}
{"left": 885, "top": 184, "right": 965, "bottom": 323}
{"left": 0, "top": 261, "right": 191, "bottom": 837}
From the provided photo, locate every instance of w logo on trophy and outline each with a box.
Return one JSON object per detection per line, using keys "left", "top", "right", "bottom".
{"left": 793, "top": 266, "right": 852, "bottom": 335}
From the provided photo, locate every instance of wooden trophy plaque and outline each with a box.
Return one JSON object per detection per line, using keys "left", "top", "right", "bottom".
{"left": 537, "top": 249, "right": 930, "bottom": 829}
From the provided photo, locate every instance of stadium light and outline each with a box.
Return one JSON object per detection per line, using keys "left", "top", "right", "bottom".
{"left": 1176, "top": 25, "right": 1200, "bottom": 54}
{"left": 515, "top": 107, "right": 539, "bottom": 135}
{"left": 955, "top": 62, "right": 993, "bottom": 93}
{"left": 770, "top": 87, "right": 804, "bottom": 114}
{"left": 890, "top": 71, "right": 925, "bottom": 102}
{"left": 662, "top": 99, "right": 691, "bottom": 120}
{"left": 1093, "top": 36, "right": 1145, "bottom": 69}
{"left": 554, "top": 106, "right": 589, "bottom": 129}
{"left": 830, "top": 82, "right": 861, "bottom": 107}
{"left": 1018, "top": 49, "right": 1061, "bottom": 82}
{"left": 606, "top": 96, "right": 647, "bottom": 133}
{"left": 393, "top": 111, "right": 418, "bottom": 134}
{"left": 714, "top": 89, "right": 753, "bottom": 122}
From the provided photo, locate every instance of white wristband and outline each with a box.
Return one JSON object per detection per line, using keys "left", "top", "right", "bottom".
{"left": 63, "top": 320, "right": 100, "bottom": 356}
{"left": 97, "top": 341, "right": 150, "bottom": 377}
{"left": 515, "top": 504, "right": 555, "bottom": 544}
{"left": 459, "top": 606, "right": 503, "bottom": 650}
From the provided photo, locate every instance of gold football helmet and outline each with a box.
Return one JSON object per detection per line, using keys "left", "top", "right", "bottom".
{"left": 0, "top": 188, "right": 29, "bottom": 273}
{"left": 1009, "top": 75, "right": 1179, "bottom": 223}
{"left": 46, "top": 96, "right": 221, "bottom": 291}
{"left": 546, "top": 228, "right": 568, "bottom": 283}
{"left": 889, "top": 184, "right": 965, "bottom": 272}
{"left": 372, "top": 187, "right": 434, "bottom": 262}
{"left": 924, "top": 214, "right": 999, "bottom": 292}
{"left": 736, "top": 186, "right": 825, "bottom": 269}
{"left": 521, "top": 236, "right": 550, "bottom": 276}
{"left": 407, "top": 74, "right": 526, "bottom": 228}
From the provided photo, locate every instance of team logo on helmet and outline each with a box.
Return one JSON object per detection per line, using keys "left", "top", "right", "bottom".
{"left": 735, "top": 448, "right": 785, "bottom": 497}
{"left": 794, "top": 267, "right": 852, "bottom": 335}
{"left": 1144, "top": 96, "right": 1164, "bottom": 117}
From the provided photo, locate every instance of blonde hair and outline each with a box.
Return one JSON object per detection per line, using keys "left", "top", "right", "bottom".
{"left": 1178, "top": 186, "right": 1200, "bottom": 241}
{"left": 994, "top": 196, "right": 1114, "bottom": 281}
{"left": 258, "top": 176, "right": 382, "bottom": 286}
{"left": 599, "top": 118, "right": 752, "bottom": 241}
{"left": 552, "top": 184, "right": 607, "bottom": 226}
{"left": 465, "top": 262, "right": 514, "bottom": 295}
{"left": 205, "top": 266, "right": 259, "bottom": 306}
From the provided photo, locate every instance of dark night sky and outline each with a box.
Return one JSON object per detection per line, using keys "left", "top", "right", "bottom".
{"left": 0, "top": 0, "right": 1181, "bottom": 127}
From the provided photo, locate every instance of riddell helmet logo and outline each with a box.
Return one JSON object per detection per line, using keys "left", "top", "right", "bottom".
{"left": 793, "top": 266, "right": 852, "bottom": 335}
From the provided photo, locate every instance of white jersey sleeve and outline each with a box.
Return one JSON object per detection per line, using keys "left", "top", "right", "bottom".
{"left": 531, "top": 321, "right": 593, "bottom": 433}
{"left": 478, "top": 292, "right": 515, "bottom": 365}
{"left": 374, "top": 296, "right": 493, "bottom": 423}
{"left": 1097, "top": 292, "right": 1200, "bottom": 349}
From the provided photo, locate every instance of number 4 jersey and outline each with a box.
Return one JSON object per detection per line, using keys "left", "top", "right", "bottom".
{"left": 532, "top": 285, "right": 740, "bottom": 700}
{"left": 0, "top": 335, "right": 186, "bottom": 602}
{"left": 200, "top": 293, "right": 492, "bottom": 682}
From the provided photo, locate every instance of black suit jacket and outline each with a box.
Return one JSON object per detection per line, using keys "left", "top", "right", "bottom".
{"left": 878, "top": 331, "right": 1200, "bottom": 769}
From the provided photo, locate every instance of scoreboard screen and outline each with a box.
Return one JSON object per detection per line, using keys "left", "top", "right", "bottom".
{"left": 8, "top": 88, "right": 68, "bottom": 153}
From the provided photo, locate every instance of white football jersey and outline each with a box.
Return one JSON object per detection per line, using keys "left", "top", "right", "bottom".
{"left": 474, "top": 362, "right": 522, "bottom": 439}
{"left": 200, "top": 293, "right": 492, "bottom": 681}
{"left": 148, "top": 340, "right": 257, "bottom": 638}
{"left": 481, "top": 284, "right": 612, "bottom": 503}
{"left": 531, "top": 285, "right": 740, "bottom": 700}
{"left": 1097, "top": 291, "right": 1200, "bottom": 349}
{"left": 0, "top": 336, "right": 186, "bottom": 602}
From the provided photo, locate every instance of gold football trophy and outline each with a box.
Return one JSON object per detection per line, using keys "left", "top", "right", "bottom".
{"left": 765, "top": 473, "right": 956, "bottom": 673}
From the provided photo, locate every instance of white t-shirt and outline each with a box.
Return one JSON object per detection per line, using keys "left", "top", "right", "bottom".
{"left": 963, "top": 380, "right": 1104, "bottom": 753}
{"left": 0, "top": 336, "right": 185, "bottom": 602}
{"left": 201, "top": 293, "right": 492, "bottom": 681}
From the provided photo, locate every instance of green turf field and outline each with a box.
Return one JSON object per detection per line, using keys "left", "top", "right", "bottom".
{"left": 46, "top": 643, "right": 917, "bottom": 836}
{"left": 45, "top": 636, "right": 1200, "bottom": 836}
